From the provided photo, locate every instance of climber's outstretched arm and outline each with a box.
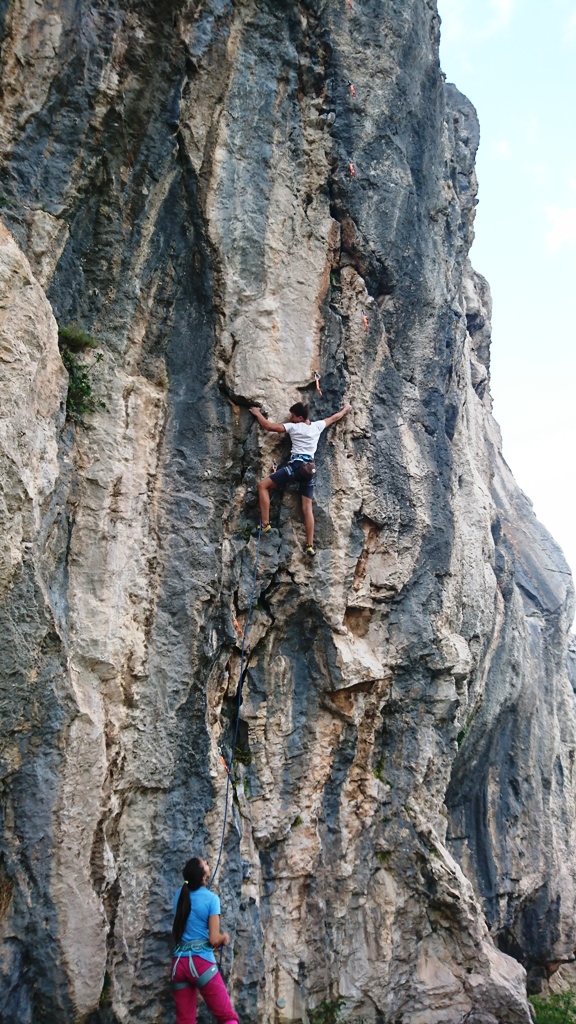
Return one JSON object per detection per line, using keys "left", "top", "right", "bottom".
{"left": 249, "top": 407, "right": 286, "bottom": 433}
{"left": 324, "top": 403, "right": 352, "bottom": 428}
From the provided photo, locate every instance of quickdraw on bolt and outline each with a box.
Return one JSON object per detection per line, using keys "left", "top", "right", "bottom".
{"left": 232, "top": 617, "right": 245, "bottom": 639}
{"left": 349, "top": 162, "right": 357, "bottom": 178}
{"left": 219, "top": 751, "right": 232, "bottom": 778}
{"left": 314, "top": 371, "right": 323, "bottom": 396}
{"left": 348, "top": 81, "right": 356, "bottom": 98}
{"left": 362, "top": 310, "right": 369, "bottom": 333}
{"left": 272, "top": 460, "right": 278, "bottom": 473}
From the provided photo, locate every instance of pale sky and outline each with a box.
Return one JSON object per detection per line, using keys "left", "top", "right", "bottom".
{"left": 437, "top": 0, "right": 576, "bottom": 618}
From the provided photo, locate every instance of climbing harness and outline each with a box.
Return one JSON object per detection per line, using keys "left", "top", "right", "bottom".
{"left": 287, "top": 455, "right": 316, "bottom": 482}
{"left": 209, "top": 524, "right": 263, "bottom": 891}
{"left": 314, "top": 371, "right": 323, "bottom": 396}
{"left": 171, "top": 941, "right": 219, "bottom": 989}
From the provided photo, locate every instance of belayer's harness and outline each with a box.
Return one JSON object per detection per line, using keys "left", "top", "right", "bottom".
{"left": 171, "top": 940, "right": 219, "bottom": 990}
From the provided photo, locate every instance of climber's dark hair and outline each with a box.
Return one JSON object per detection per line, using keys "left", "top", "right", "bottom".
{"left": 290, "top": 402, "right": 309, "bottom": 420}
{"left": 172, "top": 857, "right": 206, "bottom": 944}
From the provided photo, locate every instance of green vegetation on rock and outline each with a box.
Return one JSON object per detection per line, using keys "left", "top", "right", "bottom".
{"left": 530, "top": 991, "right": 576, "bottom": 1024}
{"left": 308, "top": 998, "right": 345, "bottom": 1024}
{"left": 58, "top": 324, "right": 105, "bottom": 423}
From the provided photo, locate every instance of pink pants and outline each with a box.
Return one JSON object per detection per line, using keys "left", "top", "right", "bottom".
{"left": 171, "top": 955, "right": 239, "bottom": 1024}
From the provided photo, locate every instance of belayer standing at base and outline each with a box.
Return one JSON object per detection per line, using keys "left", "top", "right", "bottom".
{"left": 250, "top": 400, "right": 352, "bottom": 556}
{"left": 171, "top": 857, "right": 238, "bottom": 1024}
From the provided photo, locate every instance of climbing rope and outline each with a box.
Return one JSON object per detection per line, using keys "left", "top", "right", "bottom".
{"left": 209, "top": 523, "right": 263, "bottom": 892}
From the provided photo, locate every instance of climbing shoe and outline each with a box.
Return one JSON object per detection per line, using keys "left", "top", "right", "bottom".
{"left": 305, "top": 545, "right": 316, "bottom": 557}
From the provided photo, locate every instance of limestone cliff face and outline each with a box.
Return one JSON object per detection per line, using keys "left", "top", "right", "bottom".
{"left": 0, "top": 2, "right": 574, "bottom": 1023}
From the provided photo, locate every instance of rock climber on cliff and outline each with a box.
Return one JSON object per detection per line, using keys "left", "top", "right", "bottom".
{"left": 249, "top": 400, "right": 352, "bottom": 557}
{"left": 171, "top": 856, "right": 238, "bottom": 1024}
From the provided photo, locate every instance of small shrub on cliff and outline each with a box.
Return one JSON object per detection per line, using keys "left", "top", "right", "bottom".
{"left": 58, "top": 324, "right": 105, "bottom": 423}
{"left": 234, "top": 743, "right": 252, "bottom": 767}
{"left": 309, "top": 998, "right": 345, "bottom": 1024}
{"left": 530, "top": 991, "right": 576, "bottom": 1024}
{"left": 58, "top": 324, "right": 97, "bottom": 352}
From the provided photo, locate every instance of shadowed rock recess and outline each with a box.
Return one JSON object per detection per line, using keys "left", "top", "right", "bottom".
{"left": 0, "top": 1, "right": 574, "bottom": 1022}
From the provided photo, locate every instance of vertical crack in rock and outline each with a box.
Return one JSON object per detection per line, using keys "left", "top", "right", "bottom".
{"left": 0, "top": 1, "right": 574, "bottom": 1023}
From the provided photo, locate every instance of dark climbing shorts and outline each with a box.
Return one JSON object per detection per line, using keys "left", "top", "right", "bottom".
{"left": 269, "top": 461, "right": 315, "bottom": 500}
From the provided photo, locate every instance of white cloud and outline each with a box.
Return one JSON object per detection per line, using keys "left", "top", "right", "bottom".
{"left": 566, "top": 9, "right": 576, "bottom": 41}
{"left": 438, "top": 0, "right": 467, "bottom": 44}
{"left": 438, "top": 0, "right": 518, "bottom": 44}
{"left": 495, "top": 139, "right": 512, "bottom": 159}
{"left": 490, "top": 0, "right": 515, "bottom": 23}
{"left": 525, "top": 116, "right": 539, "bottom": 146}
{"left": 545, "top": 206, "right": 576, "bottom": 252}
{"left": 482, "top": 0, "right": 518, "bottom": 37}
{"left": 531, "top": 162, "right": 548, "bottom": 184}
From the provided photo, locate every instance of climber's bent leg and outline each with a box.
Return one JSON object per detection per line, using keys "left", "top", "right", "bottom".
{"left": 195, "top": 957, "right": 239, "bottom": 1024}
{"left": 172, "top": 957, "right": 199, "bottom": 1024}
{"left": 258, "top": 464, "right": 294, "bottom": 527}
{"left": 301, "top": 495, "right": 314, "bottom": 547}
{"left": 257, "top": 476, "right": 277, "bottom": 527}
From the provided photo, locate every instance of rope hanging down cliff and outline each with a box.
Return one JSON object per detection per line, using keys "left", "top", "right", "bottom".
{"left": 209, "top": 523, "right": 263, "bottom": 891}
{"left": 210, "top": 394, "right": 352, "bottom": 887}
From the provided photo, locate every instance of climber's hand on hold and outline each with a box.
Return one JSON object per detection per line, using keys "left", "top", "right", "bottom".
{"left": 249, "top": 407, "right": 286, "bottom": 433}
{"left": 324, "top": 403, "right": 353, "bottom": 427}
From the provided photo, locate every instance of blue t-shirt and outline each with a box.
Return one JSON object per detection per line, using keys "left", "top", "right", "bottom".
{"left": 173, "top": 885, "right": 220, "bottom": 963}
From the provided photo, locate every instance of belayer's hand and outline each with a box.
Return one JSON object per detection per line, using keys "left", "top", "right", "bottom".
{"left": 220, "top": 932, "right": 230, "bottom": 947}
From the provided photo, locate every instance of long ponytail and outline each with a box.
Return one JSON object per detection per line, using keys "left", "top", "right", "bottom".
{"left": 172, "top": 857, "right": 205, "bottom": 944}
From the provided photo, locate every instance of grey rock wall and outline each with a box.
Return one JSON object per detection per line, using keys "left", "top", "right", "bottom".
{"left": 0, "top": 2, "right": 574, "bottom": 1023}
